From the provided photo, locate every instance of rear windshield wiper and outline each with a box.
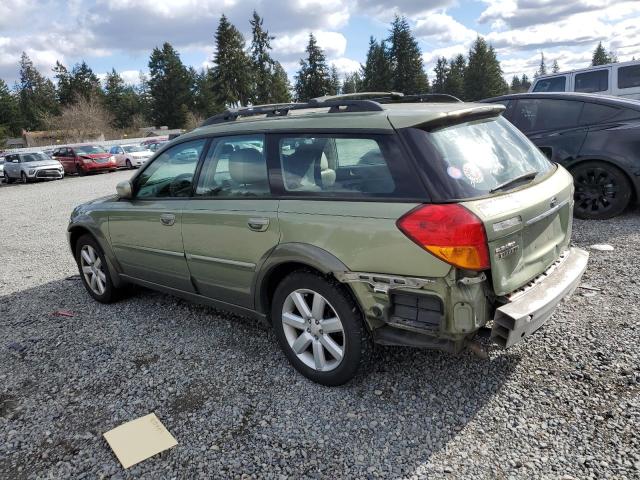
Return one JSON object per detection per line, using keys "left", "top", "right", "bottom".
{"left": 490, "top": 170, "right": 538, "bottom": 193}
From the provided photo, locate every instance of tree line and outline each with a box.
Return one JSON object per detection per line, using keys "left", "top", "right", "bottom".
{"left": 0, "top": 10, "right": 628, "bottom": 145}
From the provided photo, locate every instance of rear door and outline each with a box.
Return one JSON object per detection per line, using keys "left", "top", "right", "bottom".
{"left": 509, "top": 98, "right": 587, "bottom": 163}
{"left": 108, "top": 139, "right": 206, "bottom": 292}
{"left": 181, "top": 134, "right": 279, "bottom": 308}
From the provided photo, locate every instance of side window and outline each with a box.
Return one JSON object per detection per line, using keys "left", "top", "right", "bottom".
{"left": 136, "top": 139, "right": 205, "bottom": 198}
{"left": 109, "top": 146, "right": 117, "bottom": 154}
{"left": 279, "top": 135, "right": 395, "bottom": 194}
{"left": 579, "top": 103, "right": 620, "bottom": 125}
{"left": 532, "top": 76, "right": 567, "bottom": 92}
{"left": 195, "top": 134, "right": 268, "bottom": 197}
{"left": 511, "top": 99, "right": 583, "bottom": 132}
{"left": 618, "top": 65, "right": 640, "bottom": 89}
{"left": 574, "top": 70, "right": 609, "bottom": 93}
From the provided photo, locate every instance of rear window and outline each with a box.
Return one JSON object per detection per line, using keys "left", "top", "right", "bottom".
{"left": 574, "top": 70, "right": 609, "bottom": 93}
{"left": 618, "top": 65, "right": 640, "bottom": 89}
{"left": 532, "top": 76, "right": 566, "bottom": 92}
{"left": 402, "top": 116, "right": 553, "bottom": 200}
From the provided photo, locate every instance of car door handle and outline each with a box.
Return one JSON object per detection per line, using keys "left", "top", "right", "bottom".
{"left": 160, "top": 213, "right": 176, "bottom": 226}
{"left": 247, "top": 217, "right": 269, "bottom": 232}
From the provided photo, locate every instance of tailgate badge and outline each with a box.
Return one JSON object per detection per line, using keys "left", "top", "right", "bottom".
{"left": 549, "top": 196, "right": 558, "bottom": 208}
{"left": 495, "top": 241, "right": 519, "bottom": 259}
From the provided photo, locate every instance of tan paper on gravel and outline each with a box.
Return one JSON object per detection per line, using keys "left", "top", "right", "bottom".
{"left": 103, "top": 413, "right": 178, "bottom": 468}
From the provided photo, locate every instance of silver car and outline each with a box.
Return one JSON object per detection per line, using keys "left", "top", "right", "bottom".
{"left": 3, "top": 152, "right": 64, "bottom": 183}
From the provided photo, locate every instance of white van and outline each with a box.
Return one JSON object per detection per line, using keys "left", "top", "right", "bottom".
{"left": 529, "top": 60, "right": 640, "bottom": 100}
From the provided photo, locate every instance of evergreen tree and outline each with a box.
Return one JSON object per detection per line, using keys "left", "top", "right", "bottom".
{"left": 510, "top": 75, "right": 522, "bottom": 93}
{"left": 388, "top": 16, "right": 429, "bottom": 93}
{"left": 192, "top": 68, "right": 221, "bottom": 117}
{"left": 464, "top": 37, "right": 508, "bottom": 100}
{"left": 103, "top": 69, "right": 142, "bottom": 129}
{"left": 249, "top": 11, "right": 275, "bottom": 104}
{"left": 360, "top": 37, "right": 392, "bottom": 91}
{"left": 0, "top": 79, "right": 20, "bottom": 142}
{"left": 148, "top": 42, "right": 193, "bottom": 127}
{"left": 271, "top": 62, "right": 292, "bottom": 103}
{"left": 212, "top": 14, "right": 252, "bottom": 107}
{"left": 328, "top": 65, "right": 341, "bottom": 95}
{"left": 521, "top": 74, "right": 531, "bottom": 90}
{"left": 443, "top": 54, "right": 466, "bottom": 100}
{"left": 69, "top": 61, "right": 102, "bottom": 101}
{"left": 17, "top": 52, "right": 58, "bottom": 130}
{"left": 53, "top": 61, "right": 73, "bottom": 105}
{"left": 535, "top": 52, "right": 547, "bottom": 77}
{"left": 551, "top": 59, "right": 560, "bottom": 73}
{"left": 342, "top": 72, "right": 362, "bottom": 94}
{"left": 294, "top": 33, "right": 331, "bottom": 101}
{"left": 432, "top": 57, "right": 448, "bottom": 93}
{"left": 592, "top": 42, "right": 609, "bottom": 66}
{"left": 135, "top": 72, "right": 153, "bottom": 123}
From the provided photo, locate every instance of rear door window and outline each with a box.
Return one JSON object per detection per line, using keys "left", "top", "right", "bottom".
{"left": 532, "top": 76, "right": 567, "bottom": 92}
{"left": 574, "top": 70, "right": 609, "bottom": 93}
{"left": 510, "top": 99, "right": 583, "bottom": 132}
{"left": 579, "top": 102, "right": 620, "bottom": 125}
{"left": 618, "top": 65, "right": 640, "bottom": 89}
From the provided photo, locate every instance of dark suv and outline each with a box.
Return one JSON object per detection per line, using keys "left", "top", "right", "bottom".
{"left": 482, "top": 92, "right": 640, "bottom": 219}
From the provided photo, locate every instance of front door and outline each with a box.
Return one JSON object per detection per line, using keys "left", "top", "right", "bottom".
{"left": 108, "top": 139, "right": 207, "bottom": 292}
{"left": 182, "top": 134, "right": 280, "bottom": 308}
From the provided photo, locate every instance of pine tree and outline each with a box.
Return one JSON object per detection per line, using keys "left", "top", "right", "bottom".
{"left": 361, "top": 37, "right": 392, "bottom": 91}
{"left": 443, "top": 54, "right": 466, "bottom": 100}
{"left": 510, "top": 75, "right": 522, "bottom": 93}
{"left": 328, "top": 65, "right": 341, "bottom": 95}
{"left": 294, "top": 33, "right": 331, "bottom": 101}
{"left": 148, "top": 42, "right": 193, "bottom": 127}
{"left": 432, "top": 57, "right": 448, "bottom": 93}
{"left": 464, "top": 37, "right": 508, "bottom": 100}
{"left": 0, "top": 79, "right": 20, "bottom": 142}
{"left": 103, "top": 69, "right": 142, "bottom": 129}
{"left": 535, "top": 52, "right": 547, "bottom": 77}
{"left": 521, "top": 74, "right": 531, "bottom": 90}
{"left": 192, "top": 68, "right": 221, "bottom": 117}
{"left": 388, "top": 16, "right": 429, "bottom": 93}
{"left": 212, "top": 14, "right": 252, "bottom": 107}
{"left": 592, "top": 42, "right": 610, "bottom": 66}
{"left": 69, "top": 61, "right": 102, "bottom": 101}
{"left": 271, "top": 62, "right": 292, "bottom": 103}
{"left": 17, "top": 52, "right": 58, "bottom": 131}
{"left": 53, "top": 61, "right": 73, "bottom": 105}
{"left": 342, "top": 72, "right": 362, "bottom": 94}
{"left": 249, "top": 11, "right": 275, "bottom": 104}
{"left": 551, "top": 59, "right": 560, "bottom": 73}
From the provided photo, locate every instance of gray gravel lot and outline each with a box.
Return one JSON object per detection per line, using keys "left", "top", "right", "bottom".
{"left": 1, "top": 172, "right": 639, "bottom": 479}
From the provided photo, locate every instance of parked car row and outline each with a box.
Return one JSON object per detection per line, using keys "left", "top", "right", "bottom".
{"left": 1, "top": 140, "right": 169, "bottom": 184}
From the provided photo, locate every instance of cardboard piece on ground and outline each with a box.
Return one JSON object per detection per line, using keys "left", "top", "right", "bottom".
{"left": 103, "top": 413, "right": 178, "bottom": 469}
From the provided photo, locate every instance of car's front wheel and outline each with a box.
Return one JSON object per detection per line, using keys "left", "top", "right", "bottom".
{"left": 572, "top": 161, "right": 631, "bottom": 220}
{"left": 21, "top": 172, "right": 28, "bottom": 183}
{"left": 126, "top": 159, "right": 132, "bottom": 169}
{"left": 75, "top": 234, "right": 121, "bottom": 303}
{"left": 271, "top": 271, "right": 371, "bottom": 386}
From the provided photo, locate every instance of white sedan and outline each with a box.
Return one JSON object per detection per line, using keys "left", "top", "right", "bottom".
{"left": 109, "top": 144, "right": 153, "bottom": 169}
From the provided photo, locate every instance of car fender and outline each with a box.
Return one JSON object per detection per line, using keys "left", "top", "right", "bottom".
{"left": 253, "top": 242, "right": 350, "bottom": 315}
{"left": 67, "top": 214, "right": 125, "bottom": 287}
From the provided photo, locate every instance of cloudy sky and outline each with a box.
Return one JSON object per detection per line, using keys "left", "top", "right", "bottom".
{"left": 1, "top": 0, "right": 639, "bottom": 87}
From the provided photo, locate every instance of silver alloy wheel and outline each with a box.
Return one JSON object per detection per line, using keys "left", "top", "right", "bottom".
{"left": 80, "top": 245, "right": 107, "bottom": 295}
{"left": 281, "top": 289, "right": 345, "bottom": 372}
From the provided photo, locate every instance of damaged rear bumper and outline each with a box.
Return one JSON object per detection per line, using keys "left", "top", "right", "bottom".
{"left": 491, "top": 247, "right": 589, "bottom": 348}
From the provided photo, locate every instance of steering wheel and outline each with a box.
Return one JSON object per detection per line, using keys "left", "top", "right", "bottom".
{"left": 169, "top": 173, "right": 194, "bottom": 197}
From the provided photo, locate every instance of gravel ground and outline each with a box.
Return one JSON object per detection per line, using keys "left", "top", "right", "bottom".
{"left": 0, "top": 172, "right": 639, "bottom": 479}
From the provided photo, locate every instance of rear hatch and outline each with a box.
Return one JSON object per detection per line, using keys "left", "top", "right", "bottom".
{"left": 397, "top": 109, "right": 574, "bottom": 296}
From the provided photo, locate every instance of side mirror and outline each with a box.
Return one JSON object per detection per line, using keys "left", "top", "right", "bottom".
{"left": 116, "top": 180, "right": 133, "bottom": 199}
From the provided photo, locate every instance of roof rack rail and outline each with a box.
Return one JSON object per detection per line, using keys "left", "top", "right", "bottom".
{"left": 199, "top": 92, "right": 462, "bottom": 127}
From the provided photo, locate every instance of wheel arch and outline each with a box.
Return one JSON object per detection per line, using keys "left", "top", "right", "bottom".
{"left": 68, "top": 223, "right": 125, "bottom": 287}
{"left": 254, "top": 243, "right": 354, "bottom": 321}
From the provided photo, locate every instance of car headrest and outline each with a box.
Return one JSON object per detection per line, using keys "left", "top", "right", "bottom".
{"left": 220, "top": 144, "right": 235, "bottom": 155}
{"left": 229, "top": 148, "right": 267, "bottom": 184}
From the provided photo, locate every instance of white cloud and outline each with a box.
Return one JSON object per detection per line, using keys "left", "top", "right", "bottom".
{"left": 273, "top": 31, "right": 347, "bottom": 60}
{"left": 415, "top": 13, "right": 477, "bottom": 44}
{"left": 330, "top": 57, "right": 361, "bottom": 75}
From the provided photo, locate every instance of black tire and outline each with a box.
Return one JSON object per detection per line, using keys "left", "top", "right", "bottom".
{"left": 271, "top": 270, "right": 371, "bottom": 386}
{"left": 76, "top": 164, "right": 85, "bottom": 176}
{"left": 5, "top": 174, "right": 13, "bottom": 184}
{"left": 75, "top": 234, "right": 122, "bottom": 303}
{"left": 572, "top": 161, "right": 632, "bottom": 220}
{"left": 21, "top": 171, "right": 28, "bottom": 183}
{"left": 126, "top": 159, "right": 132, "bottom": 169}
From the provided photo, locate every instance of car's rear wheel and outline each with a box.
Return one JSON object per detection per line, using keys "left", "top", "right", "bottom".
{"left": 76, "top": 164, "right": 85, "bottom": 176}
{"left": 572, "top": 161, "right": 631, "bottom": 220}
{"left": 271, "top": 271, "right": 371, "bottom": 386}
{"left": 5, "top": 173, "right": 13, "bottom": 184}
{"left": 75, "top": 234, "right": 121, "bottom": 303}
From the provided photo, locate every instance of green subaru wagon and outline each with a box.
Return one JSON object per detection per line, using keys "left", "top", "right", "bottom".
{"left": 68, "top": 93, "right": 589, "bottom": 385}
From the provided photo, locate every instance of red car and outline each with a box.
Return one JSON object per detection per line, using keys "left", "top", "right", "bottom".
{"left": 52, "top": 145, "right": 117, "bottom": 176}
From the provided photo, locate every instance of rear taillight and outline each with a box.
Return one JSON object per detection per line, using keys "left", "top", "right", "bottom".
{"left": 396, "top": 204, "right": 490, "bottom": 271}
